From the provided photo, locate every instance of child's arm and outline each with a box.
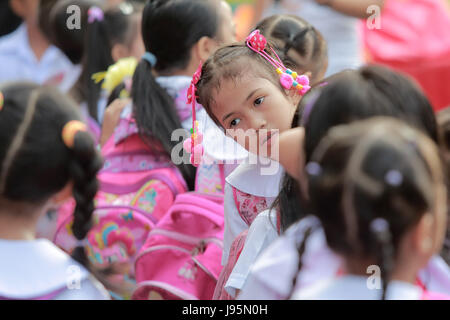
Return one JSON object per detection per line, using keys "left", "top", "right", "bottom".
{"left": 315, "top": 0, "right": 385, "bottom": 19}
{"left": 100, "top": 98, "right": 130, "bottom": 147}
{"left": 277, "top": 127, "right": 305, "bottom": 181}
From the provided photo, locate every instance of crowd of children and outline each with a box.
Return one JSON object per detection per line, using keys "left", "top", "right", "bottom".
{"left": 0, "top": 0, "right": 449, "bottom": 300}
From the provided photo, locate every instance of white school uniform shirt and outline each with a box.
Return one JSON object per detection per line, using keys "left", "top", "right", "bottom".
{"left": 225, "top": 208, "right": 279, "bottom": 298}
{"left": 0, "top": 24, "right": 81, "bottom": 93}
{"left": 0, "top": 239, "right": 110, "bottom": 300}
{"left": 292, "top": 275, "right": 422, "bottom": 300}
{"left": 238, "top": 216, "right": 450, "bottom": 300}
{"left": 264, "top": 0, "right": 362, "bottom": 76}
{"left": 222, "top": 159, "right": 285, "bottom": 266}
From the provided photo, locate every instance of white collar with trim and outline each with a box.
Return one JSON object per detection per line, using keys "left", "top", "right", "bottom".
{"left": 226, "top": 158, "right": 285, "bottom": 197}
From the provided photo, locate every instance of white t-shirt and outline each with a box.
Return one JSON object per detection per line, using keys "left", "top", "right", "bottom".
{"left": 292, "top": 275, "right": 422, "bottom": 300}
{"left": 225, "top": 208, "right": 279, "bottom": 297}
{"left": 222, "top": 159, "right": 285, "bottom": 266}
{"left": 264, "top": 0, "right": 362, "bottom": 76}
{"left": 238, "top": 216, "right": 450, "bottom": 299}
{"left": 0, "top": 239, "right": 110, "bottom": 300}
{"left": 0, "top": 24, "right": 81, "bottom": 93}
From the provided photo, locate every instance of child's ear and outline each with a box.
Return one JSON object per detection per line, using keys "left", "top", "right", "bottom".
{"left": 195, "top": 36, "right": 218, "bottom": 62}
{"left": 411, "top": 213, "right": 435, "bottom": 256}
{"left": 50, "top": 182, "right": 74, "bottom": 206}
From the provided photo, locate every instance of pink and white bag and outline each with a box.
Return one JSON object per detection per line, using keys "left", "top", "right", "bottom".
{"left": 132, "top": 192, "right": 224, "bottom": 300}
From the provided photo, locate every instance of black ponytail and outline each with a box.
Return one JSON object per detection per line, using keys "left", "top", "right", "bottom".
{"left": 74, "top": 3, "right": 140, "bottom": 122}
{"left": 288, "top": 226, "right": 314, "bottom": 299}
{"left": 371, "top": 220, "right": 395, "bottom": 300}
{"left": 130, "top": 0, "right": 224, "bottom": 191}
{"left": 132, "top": 60, "right": 196, "bottom": 190}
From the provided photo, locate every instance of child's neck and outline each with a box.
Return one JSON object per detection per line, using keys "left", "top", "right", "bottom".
{"left": 0, "top": 202, "right": 44, "bottom": 241}
{"left": 345, "top": 256, "right": 418, "bottom": 285}
{"left": 26, "top": 22, "right": 50, "bottom": 62}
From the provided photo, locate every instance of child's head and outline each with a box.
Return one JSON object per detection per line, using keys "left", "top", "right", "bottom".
{"left": 256, "top": 14, "right": 328, "bottom": 85}
{"left": 75, "top": 2, "right": 144, "bottom": 120}
{"left": 0, "top": 83, "right": 103, "bottom": 266}
{"left": 46, "top": 0, "right": 99, "bottom": 65}
{"left": 303, "top": 65, "right": 438, "bottom": 163}
{"left": 306, "top": 118, "right": 447, "bottom": 298}
{"left": 131, "top": 0, "right": 235, "bottom": 190}
{"left": 196, "top": 39, "right": 310, "bottom": 156}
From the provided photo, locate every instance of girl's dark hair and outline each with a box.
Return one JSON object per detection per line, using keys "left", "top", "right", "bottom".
{"left": 73, "top": 2, "right": 141, "bottom": 121}
{"left": 436, "top": 108, "right": 450, "bottom": 265}
{"left": 304, "top": 65, "right": 438, "bottom": 162}
{"left": 256, "top": 14, "right": 328, "bottom": 84}
{"left": 47, "top": 0, "right": 100, "bottom": 65}
{"left": 131, "top": 0, "right": 224, "bottom": 191}
{"left": 196, "top": 43, "right": 287, "bottom": 127}
{"left": 306, "top": 118, "right": 444, "bottom": 299}
{"left": 289, "top": 65, "right": 440, "bottom": 297}
{"left": 0, "top": 82, "right": 103, "bottom": 276}
{"left": 0, "top": 1, "right": 21, "bottom": 37}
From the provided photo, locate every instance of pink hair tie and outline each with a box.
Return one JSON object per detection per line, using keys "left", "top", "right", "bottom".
{"left": 246, "top": 30, "right": 311, "bottom": 96}
{"left": 88, "top": 6, "right": 104, "bottom": 23}
{"left": 183, "top": 62, "right": 204, "bottom": 167}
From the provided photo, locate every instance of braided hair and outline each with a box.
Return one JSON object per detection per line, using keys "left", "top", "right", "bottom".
{"left": 0, "top": 82, "right": 103, "bottom": 274}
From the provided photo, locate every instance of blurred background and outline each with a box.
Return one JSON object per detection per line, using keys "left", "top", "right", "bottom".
{"left": 0, "top": 0, "right": 449, "bottom": 110}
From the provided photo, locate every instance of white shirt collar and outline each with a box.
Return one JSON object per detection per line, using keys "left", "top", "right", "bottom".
{"left": 0, "top": 239, "right": 89, "bottom": 299}
{"left": 293, "top": 275, "right": 422, "bottom": 300}
{"left": 226, "top": 158, "right": 285, "bottom": 197}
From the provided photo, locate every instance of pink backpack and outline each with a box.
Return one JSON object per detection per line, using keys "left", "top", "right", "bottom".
{"left": 132, "top": 192, "right": 224, "bottom": 300}
{"left": 54, "top": 131, "right": 187, "bottom": 299}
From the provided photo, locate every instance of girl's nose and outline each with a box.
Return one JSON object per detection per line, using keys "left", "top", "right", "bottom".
{"left": 250, "top": 114, "right": 267, "bottom": 130}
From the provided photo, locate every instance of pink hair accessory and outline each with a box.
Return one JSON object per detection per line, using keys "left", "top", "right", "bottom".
{"left": 184, "top": 62, "right": 204, "bottom": 167}
{"left": 246, "top": 29, "right": 311, "bottom": 96}
{"left": 88, "top": 6, "right": 104, "bottom": 23}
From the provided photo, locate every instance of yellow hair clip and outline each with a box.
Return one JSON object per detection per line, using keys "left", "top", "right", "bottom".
{"left": 91, "top": 57, "right": 138, "bottom": 94}
{"left": 62, "top": 120, "right": 87, "bottom": 148}
{"left": 0, "top": 91, "right": 4, "bottom": 111}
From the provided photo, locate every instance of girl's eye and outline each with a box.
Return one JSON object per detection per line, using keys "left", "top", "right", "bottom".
{"left": 230, "top": 118, "right": 241, "bottom": 127}
{"left": 254, "top": 97, "right": 265, "bottom": 107}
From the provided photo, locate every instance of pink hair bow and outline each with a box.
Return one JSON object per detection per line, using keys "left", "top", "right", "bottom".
{"left": 88, "top": 6, "right": 104, "bottom": 23}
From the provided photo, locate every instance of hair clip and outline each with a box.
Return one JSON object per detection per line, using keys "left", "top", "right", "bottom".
{"left": 62, "top": 120, "right": 87, "bottom": 149}
{"left": 183, "top": 62, "right": 204, "bottom": 167}
{"left": 88, "top": 6, "right": 104, "bottom": 23}
{"left": 246, "top": 30, "right": 311, "bottom": 96}
{"left": 119, "top": 2, "right": 134, "bottom": 15}
{"left": 75, "top": 238, "right": 90, "bottom": 248}
{"left": 305, "top": 161, "right": 322, "bottom": 176}
{"left": 0, "top": 91, "right": 4, "bottom": 111}
{"left": 370, "top": 218, "right": 389, "bottom": 234}
{"left": 142, "top": 52, "right": 157, "bottom": 68}
{"left": 385, "top": 170, "right": 403, "bottom": 187}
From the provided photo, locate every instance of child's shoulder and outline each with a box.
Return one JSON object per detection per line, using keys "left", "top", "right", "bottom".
{"left": 0, "top": 239, "right": 96, "bottom": 299}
